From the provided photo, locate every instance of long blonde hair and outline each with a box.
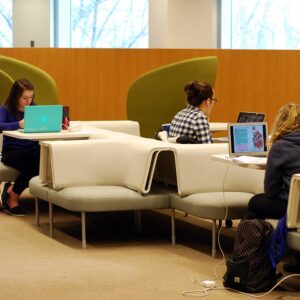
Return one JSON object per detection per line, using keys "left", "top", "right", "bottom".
{"left": 268, "top": 103, "right": 300, "bottom": 146}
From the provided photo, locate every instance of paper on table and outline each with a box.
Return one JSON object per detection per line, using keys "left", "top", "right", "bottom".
{"left": 232, "top": 156, "right": 267, "bottom": 165}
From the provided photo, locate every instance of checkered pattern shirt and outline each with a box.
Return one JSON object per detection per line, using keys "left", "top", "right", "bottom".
{"left": 169, "top": 105, "right": 213, "bottom": 143}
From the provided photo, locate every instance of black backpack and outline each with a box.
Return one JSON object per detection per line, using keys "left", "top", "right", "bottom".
{"left": 223, "top": 219, "right": 277, "bottom": 293}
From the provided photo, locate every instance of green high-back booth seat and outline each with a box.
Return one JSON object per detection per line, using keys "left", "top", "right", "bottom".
{"left": 0, "top": 55, "right": 58, "bottom": 105}
{"left": 127, "top": 56, "right": 218, "bottom": 138}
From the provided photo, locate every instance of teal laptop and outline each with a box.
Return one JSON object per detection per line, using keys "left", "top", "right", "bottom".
{"left": 23, "top": 105, "right": 63, "bottom": 133}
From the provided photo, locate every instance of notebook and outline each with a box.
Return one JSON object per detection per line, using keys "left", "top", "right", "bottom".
{"left": 228, "top": 122, "right": 268, "bottom": 157}
{"left": 22, "top": 105, "right": 63, "bottom": 133}
{"left": 237, "top": 111, "right": 266, "bottom": 123}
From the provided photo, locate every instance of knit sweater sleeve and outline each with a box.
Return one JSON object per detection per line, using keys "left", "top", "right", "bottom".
{"left": 0, "top": 106, "right": 20, "bottom": 131}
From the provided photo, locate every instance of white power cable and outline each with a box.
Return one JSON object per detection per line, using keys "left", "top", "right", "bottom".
{"left": 183, "top": 164, "right": 300, "bottom": 298}
{"left": 182, "top": 274, "right": 300, "bottom": 298}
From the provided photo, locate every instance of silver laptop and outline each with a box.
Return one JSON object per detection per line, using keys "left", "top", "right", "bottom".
{"left": 228, "top": 122, "right": 268, "bottom": 157}
{"left": 237, "top": 112, "right": 266, "bottom": 123}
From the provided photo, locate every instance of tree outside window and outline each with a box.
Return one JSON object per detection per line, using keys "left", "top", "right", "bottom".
{"left": 222, "top": 0, "right": 300, "bottom": 49}
{"left": 0, "top": 0, "right": 12, "bottom": 47}
{"left": 70, "top": 0, "right": 148, "bottom": 48}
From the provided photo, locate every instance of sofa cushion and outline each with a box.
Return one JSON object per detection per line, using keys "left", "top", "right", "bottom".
{"left": 47, "top": 185, "right": 170, "bottom": 212}
{"left": 170, "top": 192, "right": 254, "bottom": 220}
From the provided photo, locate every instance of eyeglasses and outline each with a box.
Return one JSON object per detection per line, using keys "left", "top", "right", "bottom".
{"left": 210, "top": 98, "right": 218, "bottom": 103}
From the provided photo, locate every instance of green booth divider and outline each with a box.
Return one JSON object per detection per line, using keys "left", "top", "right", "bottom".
{"left": 127, "top": 56, "right": 218, "bottom": 138}
{"left": 0, "top": 55, "right": 58, "bottom": 105}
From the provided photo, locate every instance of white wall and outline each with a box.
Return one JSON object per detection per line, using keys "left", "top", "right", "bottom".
{"left": 13, "top": 0, "right": 51, "bottom": 47}
{"left": 149, "top": 0, "right": 218, "bottom": 48}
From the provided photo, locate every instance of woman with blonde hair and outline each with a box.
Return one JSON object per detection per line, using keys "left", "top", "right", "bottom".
{"left": 246, "top": 102, "right": 300, "bottom": 219}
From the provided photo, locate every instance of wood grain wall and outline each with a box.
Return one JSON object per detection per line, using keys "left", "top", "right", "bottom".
{"left": 1, "top": 48, "right": 300, "bottom": 126}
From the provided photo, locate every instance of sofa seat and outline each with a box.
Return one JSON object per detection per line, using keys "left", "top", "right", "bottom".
{"left": 0, "top": 162, "right": 20, "bottom": 182}
{"left": 47, "top": 185, "right": 170, "bottom": 212}
{"left": 170, "top": 192, "right": 254, "bottom": 220}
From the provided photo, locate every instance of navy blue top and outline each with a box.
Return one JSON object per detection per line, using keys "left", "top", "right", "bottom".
{"left": 265, "top": 130, "right": 300, "bottom": 203}
{"left": 0, "top": 106, "right": 39, "bottom": 152}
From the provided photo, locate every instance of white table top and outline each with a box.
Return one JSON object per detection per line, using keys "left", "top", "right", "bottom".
{"left": 209, "top": 122, "right": 228, "bottom": 131}
{"left": 2, "top": 129, "right": 97, "bottom": 141}
{"left": 211, "top": 154, "right": 267, "bottom": 170}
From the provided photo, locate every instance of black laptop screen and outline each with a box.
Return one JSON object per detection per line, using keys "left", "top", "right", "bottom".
{"left": 237, "top": 112, "right": 266, "bottom": 123}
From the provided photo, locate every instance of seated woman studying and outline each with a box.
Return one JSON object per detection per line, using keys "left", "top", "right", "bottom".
{"left": 169, "top": 81, "right": 217, "bottom": 144}
{"left": 0, "top": 79, "right": 40, "bottom": 217}
{"left": 246, "top": 103, "right": 300, "bottom": 272}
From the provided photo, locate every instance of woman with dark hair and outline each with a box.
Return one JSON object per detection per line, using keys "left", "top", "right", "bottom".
{"left": 0, "top": 79, "right": 40, "bottom": 216}
{"left": 169, "top": 80, "right": 217, "bottom": 143}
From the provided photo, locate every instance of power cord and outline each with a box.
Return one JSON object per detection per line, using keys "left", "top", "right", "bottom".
{"left": 182, "top": 273, "right": 300, "bottom": 298}
{"left": 183, "top": 164, "right": 300, "bottom": 298}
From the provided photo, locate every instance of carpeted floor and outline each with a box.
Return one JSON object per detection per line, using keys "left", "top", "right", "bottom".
{"left": 0, "top": 198, "right": 299, "bottom": 300}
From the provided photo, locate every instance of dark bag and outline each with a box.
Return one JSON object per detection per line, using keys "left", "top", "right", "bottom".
{"left": 223, "top": 219, "right": 277, "bottom": 293}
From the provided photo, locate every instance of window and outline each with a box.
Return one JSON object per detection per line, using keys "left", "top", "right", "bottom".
{"left": 221, "top": 0, "right": 300, "bottom": 49}
{"left": 54, "top": 0, "right": 148, "bottom": 48}
{"left": 0, "top": 0, "right": 12, "bottom": 47}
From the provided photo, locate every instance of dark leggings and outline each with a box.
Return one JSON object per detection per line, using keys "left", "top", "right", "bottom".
{"left": 1, "top": 147, "right": 40, "bottom": 195}
{"left": 245, "top": 193, "right": 287, "bottom": 220}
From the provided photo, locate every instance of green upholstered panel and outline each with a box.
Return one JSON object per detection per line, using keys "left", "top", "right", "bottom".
{"left": 0, "top": 70, "right": 13, "bottom": 104}
{"left": 0, "top": 55, "right": 58, "bottom": 105}
{"left": 127, "top": 56, "right": 218, "bottom": 138}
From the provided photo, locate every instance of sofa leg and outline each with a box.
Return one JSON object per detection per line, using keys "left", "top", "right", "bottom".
{"left": 171, "top": 209, "right": 176, "bottom": 245}
{"left": 35, "top": 198, "right": 40, "bottom": 227}
{"left": 135, "top": 210, "right": 142, "bottom": 234}
{"left": 81, "top": 212, "right": 86, "bottom": 249}
{"left": 49, "top": 202, "right": 54, "bottom": 238}
{"left": 212, "top": 219, "right": 217, "bottom": 258}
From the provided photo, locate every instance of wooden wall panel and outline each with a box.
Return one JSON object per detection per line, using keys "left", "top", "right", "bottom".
{"left": 0, "top": 48, "right": 299, "bottom": 126}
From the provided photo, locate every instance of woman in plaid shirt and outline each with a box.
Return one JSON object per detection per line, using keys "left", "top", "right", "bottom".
{"left": 169, "top": 81, "right": 217, "bottom": 143}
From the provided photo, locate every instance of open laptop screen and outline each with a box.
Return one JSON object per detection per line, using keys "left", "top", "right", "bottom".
{"left": 228, "top": 122, "right": 268, "bottom": 157}
{"left": 237, "top": 112, "right": 266, "bottom": 123}
{"left": 23, "top": 105, "right": 63, "bottom": 133}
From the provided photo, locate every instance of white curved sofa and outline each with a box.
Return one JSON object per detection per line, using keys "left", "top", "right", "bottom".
{"left": 29, "top": 121, "right": 265, "bottom": 257}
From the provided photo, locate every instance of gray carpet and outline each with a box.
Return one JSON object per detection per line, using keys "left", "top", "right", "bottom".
{"left": 0, "top": 198, "right": 299, "bottom": 300}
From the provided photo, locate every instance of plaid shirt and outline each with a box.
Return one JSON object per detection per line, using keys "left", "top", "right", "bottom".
{"left": 169, "top": 105, "right": 213, "bottom": 143}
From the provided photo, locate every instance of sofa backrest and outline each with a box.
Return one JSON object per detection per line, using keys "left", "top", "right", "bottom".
{"left": 157, "top": 143, "right": 265, "bottom": 196}
{"left": 80, "top": 120, "right": 140, "bottom": 136}
{"left": 169, "top": 143, "right": 229, "bottom": 196}
{"left": 224, "top": 165, "right": 265, "bottom": 194}
{"left": 39, "top": 138, "right": 170, "bottom": 194}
